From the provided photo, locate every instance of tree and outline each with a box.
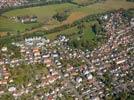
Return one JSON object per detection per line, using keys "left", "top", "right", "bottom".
{"left": 0, "top": 93, "right": 14, "bottom": 100}
{"left": 92, "top": 23, "right": 102, "bottom": 34}
{"left": 53, "top": 10, "right": 69, "bottom": 22}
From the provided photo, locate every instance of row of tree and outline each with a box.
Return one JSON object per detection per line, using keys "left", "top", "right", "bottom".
{"left": 126, "top": 0, "right": 134, "bottom": 2}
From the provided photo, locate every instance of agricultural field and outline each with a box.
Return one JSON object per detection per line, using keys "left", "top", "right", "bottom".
{"left": 0, "top": 3, "right": 77, "bottom": 33}
{"left": 73, "top": 0, "right": 134, "bottom": 14}
{"left": 2, "top": 3, "right": 77, "bottom": 22}
{"left": 0, "top": 0, "right": 134, "bottom": 34}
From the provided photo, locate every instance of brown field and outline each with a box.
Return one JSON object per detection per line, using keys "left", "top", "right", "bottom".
{"left": 64, "top": 0, "right": 134, "bottom": 24}
{"left": 0, "top": 32, "right": 7, "bottom": 37}
{"left": 63, "top": 12, "right": 87, "bottom": 24}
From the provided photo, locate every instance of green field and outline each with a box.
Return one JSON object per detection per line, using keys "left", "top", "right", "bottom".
{"left": 0, "top": 3, "right": 77, "bottom": 33}
{"left": 3, "top": 3, "right": 77, "bottom": 22}
{"left": 46, "top": 20, "right": 97, "bottom": 40}
{"left": 46, "top": 26, "right": 78, "bottom": 40}
{"left": 10, "top": 64, "right": 48, "bottom": 85}
{"left": 0, "top": 0, "right": 134, "bottom": 34}
{"left": 0, "top": 16, "right": 40, "bottom": 33}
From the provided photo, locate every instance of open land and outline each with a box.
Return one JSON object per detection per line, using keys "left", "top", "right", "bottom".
{"left": 0, "top": 0, "right": 133, "bottom": 35}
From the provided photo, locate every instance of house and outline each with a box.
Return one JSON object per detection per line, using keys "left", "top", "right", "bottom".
{"left": 0, "top": 65, "right": 10, "bottom": 85}
{"left": 116, "top": 59, "right": 126, "bottom": 65}
{"left": 67, "top": 65, "right": 73, "bottom": 72}
{"left": 130, "top": 18, "right": 134, "bottom": 27}
{"left": 76, "top": 77, "right": 82, "bottom": 83}
{"left": 0, "top": 60, "right": 4, "bottom": 65}
{"left": 1, "top": 47, "right": 7, "bottom": 52}
{"left": 44, "top": 58, "right": 52, "bottom": 67}
{"left": 42, "top": 53, "right": 50, "bottom": 58}
{"left": 16, "top": 15, "right": 37, "bottom": 23}
{"left": 8, "top": 87, "right": 16, "bottom": 92}
{"left": 52, "top": 53, "right": 59, "bottom": 58}
{"left": 86, "top": 74, "right": 93, "bottom": 80}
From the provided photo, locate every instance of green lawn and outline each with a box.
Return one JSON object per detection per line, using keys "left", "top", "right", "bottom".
{"left": 10, "top": 64, "right": 48, "bottom": 85}
{"left": 46, "top": 26, "right": 79, "bottom": 40}
{"left": 74, "top": 23, "right": 96, "bottom": 40}
{"left": 0, "top": 16, "right": 40, "bottom": 33}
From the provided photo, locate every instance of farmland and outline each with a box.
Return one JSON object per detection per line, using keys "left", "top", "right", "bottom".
{"left": 2, "top": 3, "right": 77, "bottom": 22}
{"left": 0, "top": 3, "right": 77, "bottom": 33}
{"left": 0, "top": 0, "right": 134, "bottom": 34}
